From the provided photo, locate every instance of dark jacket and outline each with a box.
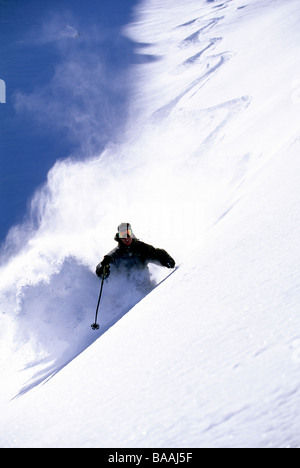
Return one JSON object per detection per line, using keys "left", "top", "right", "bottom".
{"left": 96, "top": 236, "right": 175, "bottom": 277}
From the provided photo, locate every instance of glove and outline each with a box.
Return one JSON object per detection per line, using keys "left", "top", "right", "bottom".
{"left": 166, "top": 258, "right": 175, "bottom": 269}
{"left": 158, "top": 250, "right": 175, "bottom": 269}
{"left": 95, "top": 263, "right": 110, "bottom": 279}
{"left": 162, "top": 254, "right": 175, "bottom": 268}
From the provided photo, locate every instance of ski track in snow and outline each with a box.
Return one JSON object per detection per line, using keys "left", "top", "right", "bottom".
{"left": 1, "top": 0, "right": 300, "bottom": 448}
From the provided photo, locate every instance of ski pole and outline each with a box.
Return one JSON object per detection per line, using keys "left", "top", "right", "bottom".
{"left": 91, "top": 266, "right": 106, "bottom": 330}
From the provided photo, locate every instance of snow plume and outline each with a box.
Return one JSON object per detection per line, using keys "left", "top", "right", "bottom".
{"left": 1, "top": 0, "right": 300, "bottom": 403}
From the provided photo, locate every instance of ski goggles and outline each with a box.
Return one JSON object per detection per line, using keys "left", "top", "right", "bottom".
{"left": 118, "top": 228, "right": 132, "bottom": 238}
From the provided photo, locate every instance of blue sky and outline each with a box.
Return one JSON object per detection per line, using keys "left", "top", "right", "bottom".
{"left": 0, "top": 0, "right": 139, "bottom": 244}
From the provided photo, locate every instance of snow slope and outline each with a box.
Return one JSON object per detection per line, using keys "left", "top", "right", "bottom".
{"left": 1, "top": 0, "right": 300, "bottom": 448}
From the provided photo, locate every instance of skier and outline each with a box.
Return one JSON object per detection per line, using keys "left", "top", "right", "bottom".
{"left": 96, "top": 223, "right": 175, "bottom": 281}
